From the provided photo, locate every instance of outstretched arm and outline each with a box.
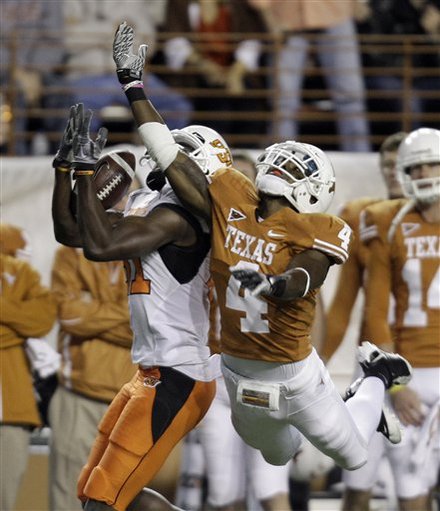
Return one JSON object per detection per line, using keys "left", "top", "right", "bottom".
{"left": 52, "top": 104, "right": 127, "bottom": 247}
{"left": 71, "top": 109, "right": 196, "bottom": 262}
{"left": 77, "top": 178, "right": 195, "bottom": 262}
{"left": 113, "top": 21, "right": 212, "bottom": 222}
{"left": 52, "top": 104, "right": 83, "bottom": 246}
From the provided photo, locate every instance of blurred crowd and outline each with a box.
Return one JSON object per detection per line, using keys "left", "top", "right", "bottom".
{"left": 1, "top": 0, "right": 440, "bottom": 155}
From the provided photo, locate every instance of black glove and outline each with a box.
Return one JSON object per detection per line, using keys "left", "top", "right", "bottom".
{"left": 230, "top": 268, "right": 288, "bottom": 298}
{"left": 71, "top": 104, "right": 108, "bottom": 171}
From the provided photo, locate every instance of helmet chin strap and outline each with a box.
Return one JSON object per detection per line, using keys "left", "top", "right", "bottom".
{"left": 256, "top": 173, "right": 300, "bottom": 210}
{"left": 256, "top": 173, "right": 289, "bottom": 195}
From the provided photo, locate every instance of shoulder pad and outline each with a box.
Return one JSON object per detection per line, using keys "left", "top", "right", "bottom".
{"left": 337, "top": 197, "right": 379, "bottom": 228}
{"left": 359, "top": 198, "right": 409, "bottom": 244}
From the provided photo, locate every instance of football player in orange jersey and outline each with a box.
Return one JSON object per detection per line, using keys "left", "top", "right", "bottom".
{"left": 175, "top": 153, "right": 292, "bottom": 511}
{"left": 358, "top": 128, "right": 440, "bottom": 511}
{"left": 113, "top": 20, "right": 413, "bottom": 486}
{"left": 321, "top": 131, "right": 407, "bottom": 363}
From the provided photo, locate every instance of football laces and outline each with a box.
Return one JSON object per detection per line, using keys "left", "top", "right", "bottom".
{"left": 96, "top": 174, "right": 123, "bottom": 200}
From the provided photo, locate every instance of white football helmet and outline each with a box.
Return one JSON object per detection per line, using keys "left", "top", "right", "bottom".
{"left": 171, "top": 125, "right": 233, "bottom": 177}
{"left": 255, "top": 141, "right": 336, "bottom": 213}
{"left": 397, "top": 128, "right": 440, "bottom": 204}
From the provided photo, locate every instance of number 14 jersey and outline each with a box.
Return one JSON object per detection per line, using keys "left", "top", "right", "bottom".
{"left": 361, "top": 198, "right": 440, "bottom": 367}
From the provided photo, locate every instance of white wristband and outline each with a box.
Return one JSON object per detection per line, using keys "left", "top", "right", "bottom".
{"left": 293, "top": 267, "right": 311, "bottom": 297}
{"left": 138, "top": 122, "right": 179, "bottom": 171}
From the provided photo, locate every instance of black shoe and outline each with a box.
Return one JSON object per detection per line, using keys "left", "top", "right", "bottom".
{"left": 358, "top": 341, "right": 413, "bottom": 389}
{"left": 344, "top": 376, "right": 402, "bottom": 444}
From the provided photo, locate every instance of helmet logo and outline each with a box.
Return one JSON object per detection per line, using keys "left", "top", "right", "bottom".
{"left": 211, "top": 139, "right": 232, "bottom": 167}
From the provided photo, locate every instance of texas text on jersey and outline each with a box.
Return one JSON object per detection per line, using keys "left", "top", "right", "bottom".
{"left": 208, "top": 168, "right": 351, "bottom": 363}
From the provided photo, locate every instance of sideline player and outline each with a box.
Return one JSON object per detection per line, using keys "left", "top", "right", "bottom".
{"left": 112, "top": 21, "right": 412, "bottom": 478}
{"left": 321, "top": 131, "right": 407, "bottom": 362}
{"left": 358, "top": 128, "right": 440, "bottom": 511}
{"left": 0, "top": 225, "right": 57, "bottom": 511}
{"left": 319, "top": 131, "right": 407, "bottom": 510}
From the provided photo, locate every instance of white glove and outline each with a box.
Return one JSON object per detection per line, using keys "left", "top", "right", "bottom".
{"left": 113, "top": 21, "right": 148, "bottom": 83}
{"left": 25, "top": 338, "right": 61, "bottom": 379}
{"left": 52, "top": 104, "right": 79, "bottom": 169}
{"left": 71, "top": 103, "right": 108, "bottom": 170}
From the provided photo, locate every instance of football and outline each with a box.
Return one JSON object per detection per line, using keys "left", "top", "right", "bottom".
{"left": 92, "top": 150, "right": 136, "bottom": 210}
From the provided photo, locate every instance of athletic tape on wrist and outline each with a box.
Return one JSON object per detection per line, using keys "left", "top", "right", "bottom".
{"left": 124, "top": 87, "right": 146, "bottom": 103}
{"left": 293, "top": 267, "right": 311, "bottom": 297}
{"left": 73, "top": 169, "right": 94, "bottom": 177}
{"left": 122, "top": 80, "right": 144, "bottom": 92}
{"left": 138, "top": 122, "right": 179, "bottom": 171}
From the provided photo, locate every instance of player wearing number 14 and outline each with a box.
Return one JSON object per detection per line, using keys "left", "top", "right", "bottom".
{"left": 360, "top": 127, "right": 440, "bottom": 510}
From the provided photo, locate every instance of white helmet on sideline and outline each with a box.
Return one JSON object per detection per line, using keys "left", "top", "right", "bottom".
{"left": 255, "top": 141, "right": 336, "bottom": 213}
{"left": 397, "top": 128, "right": 440, "bottom": 204}
{"left": 171, "top": 125, "right": 233, "bottom": 177}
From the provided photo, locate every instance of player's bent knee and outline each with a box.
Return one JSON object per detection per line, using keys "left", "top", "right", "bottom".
{"left": 261, "top": 450, "right": 292, "bottom": 466}
{"left": 328, "top": 441, "right": 368, "bottom": 471}
{"left": 343, "top": 458, "right": 367, "bottom": 471}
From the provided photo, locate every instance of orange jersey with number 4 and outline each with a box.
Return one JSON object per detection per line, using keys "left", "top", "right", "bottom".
{"left": 362, "top": 199, "right": 440, "bottom": 367}
{"left": 208, "top": 168, "right": 352, "bottom": 363}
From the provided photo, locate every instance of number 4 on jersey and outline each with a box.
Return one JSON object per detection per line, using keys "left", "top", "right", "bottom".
{"left": 226, "top": 261, "right": 270, "bottom": 333}
{"left": 338, "top": 224, "right": 352, "bottom": 251}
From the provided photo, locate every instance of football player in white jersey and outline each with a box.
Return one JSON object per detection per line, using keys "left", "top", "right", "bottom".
{"left": 51, "top": 106, "right": 228, "bottom": 511}
{"left": 112, "top": 20, "right": 413, "bottom": 488}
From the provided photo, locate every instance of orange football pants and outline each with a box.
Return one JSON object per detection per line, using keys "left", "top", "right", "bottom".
{"left": 77, "top": 366, "right": 216, "bottom": 511}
